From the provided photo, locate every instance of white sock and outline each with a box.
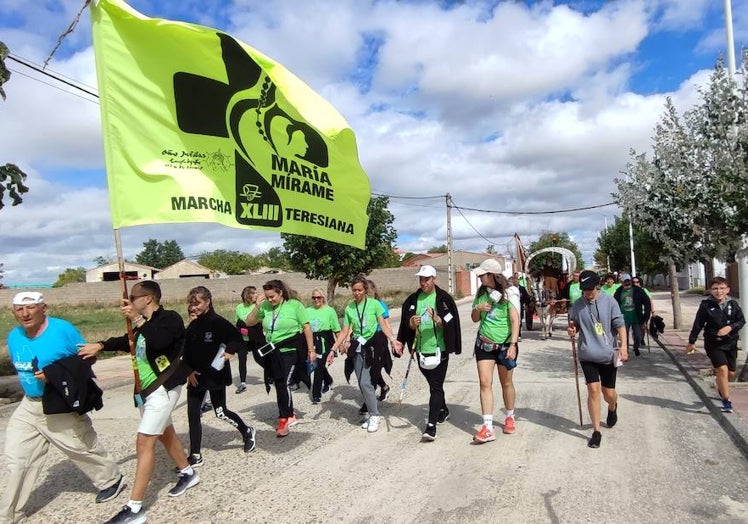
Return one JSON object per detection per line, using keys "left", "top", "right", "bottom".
{"left": 180, "top": 466, "right": 194, "bottom": 476}
{"left": 483, "top": 414, "right": 493, "bottom": 429}
{"left": 127, "top": 501, "right": 142, "bottom": 513}
{"left": 506, "top": 409, "right": 515, "bottom": 419}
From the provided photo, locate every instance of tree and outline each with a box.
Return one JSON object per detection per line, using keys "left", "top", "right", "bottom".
{"left": 594, "top": 216, "right": 667, "bottom": 279}
{"left": 281, "top": 195, "right": 398, "bottom": 300}
{"left": 53, "top": 267, "right": 86, "bottom": 288}
{"left": 527, "top": 231, "right": 583, "bottom": 274}
{"left": 486, "top": 244, "right": 496, "bottom": 254}
{"left": 0, "top": 43, "right": 30, "bottom": 210}
{"left": 428, "top": 244, "right": 447, "bottom": 253}
{"left": 93, "top": 256, "right": 109, "bottom": 266}
{"left": 135, "top": 239, "right": 185, "bottom": 268}
{"left": 198, "top": 249, "right": 258, "bottom": 275}
{"left": 256, "top": 246, "right": 290, "bottom": 270}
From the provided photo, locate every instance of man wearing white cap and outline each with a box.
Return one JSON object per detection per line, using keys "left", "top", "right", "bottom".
{"left": 1, "top": 292, "right": 124, "bottom": 524}
{"left": 397, "top": 265, "right": 462, "bottom": 441}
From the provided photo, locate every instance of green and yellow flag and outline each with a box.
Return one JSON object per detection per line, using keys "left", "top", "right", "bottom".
{"left": 91, "top": 0, "right": 370, "bottom": 248}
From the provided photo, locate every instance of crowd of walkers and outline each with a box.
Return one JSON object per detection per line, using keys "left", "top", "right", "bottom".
{"left": 1, "top": 264, "right": 742, "bottom": 523}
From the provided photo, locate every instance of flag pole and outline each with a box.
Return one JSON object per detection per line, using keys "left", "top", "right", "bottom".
{"left": 114, "top": 228, "right": 144, "bottom": 406}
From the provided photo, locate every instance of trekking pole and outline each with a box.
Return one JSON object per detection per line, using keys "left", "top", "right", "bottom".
{"left": 569, "top": 335, "right": 584, "bottom": 428}
{"left": 398, "top": 354, "right": 414, "bottom": 405}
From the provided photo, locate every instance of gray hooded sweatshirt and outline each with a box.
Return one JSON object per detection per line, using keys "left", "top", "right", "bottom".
{"left": 569, "top": 291, "right": 625, "bottom": 364}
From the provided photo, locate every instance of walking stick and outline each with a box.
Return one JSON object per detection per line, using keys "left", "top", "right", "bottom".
{"left": 398, "top": 354, "right": 415, "bottom": 405}
{"left": 569, "top": 335, "right": 584, "bottom": 428}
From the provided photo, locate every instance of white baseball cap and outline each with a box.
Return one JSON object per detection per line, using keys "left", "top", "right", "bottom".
{"left": 13, "top": 291, "right": 45, "bottom": 305}
{"left": 415, "top": 265, "right": 437, "bottom": 278}
{"left": 475, "top": 258, "right": 502, "bottom": 276}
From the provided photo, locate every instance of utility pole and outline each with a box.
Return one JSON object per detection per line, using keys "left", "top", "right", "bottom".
{"left": 446, "top": 193, "right": 454, "bottom": 294}
{"left": 724, "top": 0, "right": 748, "bottom": 350}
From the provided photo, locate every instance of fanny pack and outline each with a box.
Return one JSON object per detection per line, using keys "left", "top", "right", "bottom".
{"left": 418, "top": 347, "right": 442, "bottom": 370}
{"left": 475, "top": 335, "right": 508, "bottom": 352}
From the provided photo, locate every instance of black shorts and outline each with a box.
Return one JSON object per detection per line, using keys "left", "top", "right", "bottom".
{"left": 705, "top": 346, "right": 738, "bottom": 372}
{"left": 475, "top": 343, "right": 519, "bottom": 369}
{"left": 580, "top": 360, "right": 617, "bottom": 389}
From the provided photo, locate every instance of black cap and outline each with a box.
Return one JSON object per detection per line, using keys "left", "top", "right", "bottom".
{"left": 579, "top": 270, "right": 599, "bottom": 290}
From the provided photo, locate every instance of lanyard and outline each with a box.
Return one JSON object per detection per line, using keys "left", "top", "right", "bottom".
{"left": 269, "top": 302, "right": 283, "bottom": 334}
{"left": 355, "top": 297, "right": 367, "bottom": 337}
{"left": 585, "top": 300, "right": 610, "bottom": 345}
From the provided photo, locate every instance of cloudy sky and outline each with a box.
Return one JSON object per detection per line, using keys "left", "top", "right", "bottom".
{"left": 1, "top": 0, "right": 746, "bottom": 286}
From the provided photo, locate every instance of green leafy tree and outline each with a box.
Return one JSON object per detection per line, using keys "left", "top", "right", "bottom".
{"left": 594, "top": 216, "right": 667, "bottom": 278}
{"left": 0, "top": 43, "right": 30, "bottom": 210}
{"left": 486, "top": 244, "right": 496, "bottom": 254}
{"left": 527, "top": 231, "right": 583, "bottom": 274}
{"left": 281, "top": 195, "right": 398, "bottom": 300}
{"left": 53, "top": 267, "right": 86, "bottom": 288}
{"left": 256, "top": 246, "right": 290, "bottom": 270}
{"left": 428, "top": 244, "right": 447, "bottom": 253}
{"left": 198, "top": 249, "right": 258, "bottom": 275}
{"left": 93, "top": 256, "right": 109, "bottom": 266}
{"left": 135, "top": 239, "right": 185, "bottom": 268}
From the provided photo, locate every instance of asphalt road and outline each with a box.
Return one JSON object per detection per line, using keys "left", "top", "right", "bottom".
{"left": 1, "top": 300, "right": 746, "bottom": 523}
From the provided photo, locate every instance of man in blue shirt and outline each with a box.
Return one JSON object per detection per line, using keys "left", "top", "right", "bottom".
{"left": 1, "top": 292, "right": 124, "bottom": 524}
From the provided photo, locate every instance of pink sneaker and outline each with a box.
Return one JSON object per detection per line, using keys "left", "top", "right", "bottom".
{"left": 503, "top": 416, "right": 516, "bottom": 434}
{"left": 287, "top": 414, "right": 299, "bottom": 427}
{"left": 473, "top": 424, "right": 496, "bottom": 443}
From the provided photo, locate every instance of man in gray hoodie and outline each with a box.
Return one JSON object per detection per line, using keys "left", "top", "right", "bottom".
{"left": 568, "top": 271, "right": 628, "bottom": 448}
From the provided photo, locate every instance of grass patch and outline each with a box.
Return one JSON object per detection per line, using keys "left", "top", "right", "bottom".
{"left": 685, "top": 287, "right": 706, "bottom": 295}
{"left": 0, "top": 293, "right": 414, "bottom": 376}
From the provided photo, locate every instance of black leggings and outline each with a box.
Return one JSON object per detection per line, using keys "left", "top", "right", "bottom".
{"left": 187, "top": 387, "right": 248, "bottom": 455}
{"left": 311, "top": 354, "right": 333, "bottom": 398}
{"left": 418, "top": 354, "right": 449, "bottom": 425}
{"left": 236, "top": 341, "right": 250, "bottom": 383}
{"left": 271, "top": 350, "right": 298, "bottom": 418}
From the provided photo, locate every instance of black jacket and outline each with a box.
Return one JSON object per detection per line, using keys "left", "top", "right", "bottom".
{"left": 613, "top": 285, "right": 652, "bottom": 324}
{"left": 101, "top": 306, "right": 188, "bottom": 391}
{"left": 184, "top": 309, "right": 244, "bottom": 390}
{"left": 42, "top": 355, "right": 103, "bottom": 415}
{"left": 397, "top": 285, "right": 462, "bottom": 355}
{"left": 688, "top": 296, "right": 745, "bottom": 350}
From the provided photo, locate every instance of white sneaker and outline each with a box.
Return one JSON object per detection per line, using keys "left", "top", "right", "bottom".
{"left": 367, "top": 415, "right": 380, "bottom": 433}
{"left": 361, "top": 418, "right": 369, "bottom": 429}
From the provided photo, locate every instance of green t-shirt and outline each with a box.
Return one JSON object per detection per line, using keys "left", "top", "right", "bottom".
{"left": 343, "top": 297, "right": 385, "bottom": 340}
{"left": 256, "top": 299, "right": 309, "bottom": 351}
{"left": 600, "top": 283, "right": 620, "bottom": 296}
{"left": 568, "top": 282, "right": 582, "bottom": 304}
{"left": 134, "top": 332, "right": 162, "bottom": 389}
{"left": 305, "top": 305, "right": 341, "bottom": 333}
{"left": 472, "top": 293, "right": 515, "bottom": 344}
{"left": 415, "top": 291, "right": 445, "bottom": 355}
{"left": 235, "top": 302, "right": 255, "bottom": 341}
{"left": 620, "top": 288, "right": 637, "bottom": 323}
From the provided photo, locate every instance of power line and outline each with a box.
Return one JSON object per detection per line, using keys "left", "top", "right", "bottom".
{"left": 451, "top": 200, "right": 616, "bottom": 215}
{"left": 8, "top": 67, "right": 99, "bottom": 104}
{"left": 372, "top": 191, "right": 444, "bottom": 200}
{"left": 453, "top": 205, "right": 504, "bottom": 246}
{"left": 8, "top": 54, "right": 99, "bottom": 99}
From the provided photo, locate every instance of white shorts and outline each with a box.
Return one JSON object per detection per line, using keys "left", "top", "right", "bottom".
{"left": 137, "top": 385, "right": 182, "bottom": 435}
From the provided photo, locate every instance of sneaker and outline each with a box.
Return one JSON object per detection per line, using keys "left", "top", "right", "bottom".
{"left": 287, "top": 414, "right": 299, "bottom": 427}
{"left": 168, "top": 470, "right": 200, "bottom": 497}
{"left": 104, "top": 505, "right": 146, "bottom": 524}
{"left": 378, "top": 385, "right": 391, "bottom": 402}
{"left": 367, "top": 415, "right": 380, "bottom": 433}
{"left": 473, "top": 425, "right": 495, "bottom": 443}
{"left": 503, "top": 416, "right": 516, "bottom": 435}
{"left": 322, "top": 379, "right": 333, "bottom": 393}
{"left": 96, "top": 475, "right": 126, "bottom": 503}
{"left": 312, "top": 397, "right": 321, "bottom": 404}
{"left": 634, "top": 348, "right": 641, "bottom": 357}
{"left": 437, "top": 408, "right": 450, "bottom": 424}
{"left": 588, "top": 430, "right": 602, "bottom": 448}
{"left": 200, "top": 402, "right": 213, "bottom": 414}
{"left": 606, "top": 404, "right": 618, "bottom": 428}
{"left": 235, "top": 383, "right": 247, "bottom": 394}
{"left": 276, "top": 418, "right": 289, "bottom": 437}
{"left": 243, "top": 426, "right": 256, "bottom": 453}
{"left": 722, "top": 399, "right": 734, "bottom": 413}
{"left": 422, "top": 424, "right": 437, "bottom": 441}
{"left": 188, "top": 453, "right": 204, "bottom": 467}
{"left": 358, "top": 403, "right": 368, "bottom": 416}
{"left": 361, "top": 414, "right": 370, "bottom": 429}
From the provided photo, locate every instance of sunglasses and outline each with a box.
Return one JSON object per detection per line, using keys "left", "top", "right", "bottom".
{"left": 312, "top": 296, "right": 324, "bottom": 300}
